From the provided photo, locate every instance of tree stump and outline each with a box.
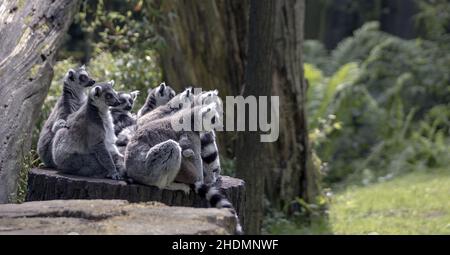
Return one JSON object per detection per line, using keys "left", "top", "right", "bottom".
{"left": 26, "top": 168, "right": 245, "bottom": 225}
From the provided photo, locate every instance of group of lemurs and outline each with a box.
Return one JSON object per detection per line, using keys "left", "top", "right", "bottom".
{"left": 37, "top": 66, "right": 241, "bottom": 234}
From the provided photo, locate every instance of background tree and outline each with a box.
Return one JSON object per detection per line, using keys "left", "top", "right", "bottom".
{"left": 235, "top": 0, "right": 275, "bottom": 235}
{"left": 267, "top": 0, "right": 319, "bottom": 211}
{"left": 153, "top": 0, "right": 317, "bottom": 233}
{"left": 0, "top": 0, "right": 81, "bottom": 203}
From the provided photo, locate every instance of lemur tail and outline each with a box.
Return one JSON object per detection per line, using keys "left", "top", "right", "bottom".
{"left": 193, "top": 182, "right": 243, "bottom": 235}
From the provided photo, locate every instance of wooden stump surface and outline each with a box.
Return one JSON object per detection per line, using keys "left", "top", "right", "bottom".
{"left": 26, "top": 168, "right": 245, "bottom": 225}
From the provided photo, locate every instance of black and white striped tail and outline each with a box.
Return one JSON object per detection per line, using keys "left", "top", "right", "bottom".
{"left": 193, "top": 182, "right": 243, "bottom": 235}
{"left": 200, "top": 131, "right": 221, "bottom": 182}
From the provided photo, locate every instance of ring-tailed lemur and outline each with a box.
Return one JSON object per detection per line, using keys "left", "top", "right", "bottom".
{"left": 115, "top": 83, "right": 176, "bottom": 147}
{"left": 124, "top": 103, "right": 212, "bottom": 191}
{"left": 125, "top": 102, "right": 242, "bottom": 234}
{"left": 136, "top": 87, "right": 195, "bottom": 126}
{"left": 136, "top": 82, "right": 175, "bottom": 118}
{"left": 111, "top": 90, "right": 139, "bottom": 135}
{"left": 52, "top": 81, "right": 123, "bottom": 180}
{"left": 37, "top": 65, "right": 95, "bottom": 168}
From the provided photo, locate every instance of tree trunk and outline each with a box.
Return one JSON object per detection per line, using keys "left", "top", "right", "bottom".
{"left": 153, "top": 0, "right": 249, "bottom": 157}
{"left": 0, "top": 0, "right": 81, "bottom": 203}
{"left": 153, "top": 0, "right": 317, "bottom": 233}
{"left": 235, "top": 0, "right": 275, "bottom": 234}
{"left": 267, "top": 0, "right": 320, "bottom": 209}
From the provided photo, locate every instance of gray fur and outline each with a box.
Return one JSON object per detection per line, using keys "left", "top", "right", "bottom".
{"left": 136, "top": 82, "right": 175, "bottom": 118}
{"left": 111, "top": 90, "right": 139, "bottom": 135}
{"left": 124, "top": 104, "right": 216, "bottom": 188}
{"left": 136, "top": 87, "right": 194, "bottom": 126}
{"left": 37, "top": 66, "right": 95, "bottom": 168}
{"left": 52, "top": 81, "right": 123, "bottom": 180}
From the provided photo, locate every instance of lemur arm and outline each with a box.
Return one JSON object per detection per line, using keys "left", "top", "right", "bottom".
{"left": 92, "top": 142, "right": 121, "bottom": 180}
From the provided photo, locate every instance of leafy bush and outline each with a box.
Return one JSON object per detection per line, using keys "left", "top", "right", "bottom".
{"left": 305, "top": 21, "right": 450, "bottom": 186}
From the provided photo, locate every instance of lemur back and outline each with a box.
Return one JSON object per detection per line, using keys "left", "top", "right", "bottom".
{"left": 124, "top": 104, "right": 210, "bottom": 188}
{"left": 37, "top": 66, "right": 95, "bottom": 168}
{"left": 136, "top": 87, "right": 194, "bottom": 126}
{"left": 52, "top": 81, "right": 123, "bottom": 180}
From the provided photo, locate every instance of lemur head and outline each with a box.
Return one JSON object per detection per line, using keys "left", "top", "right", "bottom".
{"left": 89, "top": 80, "right": 121, "bottom": 109}
{"left": 168, "top": 87, "right": 195, "bottom": 109}
{"left": 146, "top": 82, "right": 176, "bottom": 107}
{"left": 196, "top": 89, "right": 222, "bottom": 110}
{"left": 112, "top": 90, "right": 139, "bottom": 112}
{"left": 65, "top": 65, "right": 96, "bottom": 88}
{"left": 201, "top": 103, "right": 222, "bottom": 131}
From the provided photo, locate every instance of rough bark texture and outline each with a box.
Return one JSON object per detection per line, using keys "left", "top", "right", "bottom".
{"left": 154, "top": 0, "right": 316, "bottom": 229}
{"left": 235, "top": 0, "right": 275, "bottom": 235}
{"left": 26, "top": 168, "right": 245, "bottom": 225}
{"left": 267, "top": 0, "right": 320, "bottom": 209}
{"left": 154, "top": 0, "right": 249, "bottom": 156}
{"left": 0, "top": 200, "right": 238, "bottom": 234}
{"left": 0, "top": 0, "right": 81, "bottom": 203}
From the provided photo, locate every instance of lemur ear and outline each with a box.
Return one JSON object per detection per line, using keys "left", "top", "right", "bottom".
{"left": 213, "top": 89, "right": 219, "bottom": 95}
{"left": 80, "top": 64, "right": 86, "bottom": 70}
{"left": 109, "top": 80, "right": 115, "bottom": 87}
{"left": 67, "top": 69, "right": 75, "bottom": 81}
{"left": 130, "top": 90, "right": 140, "bottom": 100}
{"left": 92, "top": 86, "right": 102, "bottom": 97}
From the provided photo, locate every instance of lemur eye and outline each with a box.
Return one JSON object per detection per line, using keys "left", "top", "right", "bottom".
{"left": 105, "top": 93, "right": 112, "bottom": 99}
{"left": 128, "top": 99, "right": 133, "bottom": 105}
{"left": 120, "top": 98, "right": 126, "bottom": 104}
{"left": 79, "top": 74, "right": 88, "bottom": 83}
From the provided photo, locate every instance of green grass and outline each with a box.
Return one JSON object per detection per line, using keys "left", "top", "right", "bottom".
{"left": 265, "top": 169, "right": 450, "bottom": 234}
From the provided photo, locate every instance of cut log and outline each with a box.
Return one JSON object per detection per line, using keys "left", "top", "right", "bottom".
{"left": 26, "top": 168, "right": 245, "bottom": 226}
{"left": 0, "top": 200, "right": 238, "bottom": 234}
{"left": 0, "top": 0, "right": 81, "bottom": 203}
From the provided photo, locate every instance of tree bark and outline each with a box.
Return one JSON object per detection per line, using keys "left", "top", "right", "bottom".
{"left": 153, "top": 0, "right": 249, "bottom": 157}
{"left": 267, "top": 0, "right": 319, "bottom": 209}
{"left": 0, "top": 0, "right": 81, "bottom": 203}
{"left": 235, "top": 0, "right": 275, "bottom": 234}
{"left": 153, "top": 0, "right": 316, "bottom": 233}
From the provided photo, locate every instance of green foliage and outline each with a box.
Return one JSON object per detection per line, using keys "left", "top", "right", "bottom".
{"left": 220, "top": 156, "right": 236, "bottom": 177}
{"left": 88, "top": 50, "right": 161, "bottom": 108}
{"left": 415, "top": 0, "right": 450, "bottom": 41}
{"left": 305, "top": 22, "right": 450, "bottom": 186}
{"left": 303, "top": 40, "right": 330, "bottom": 74}
{"left": 330, "top": 22, "right": 389, "bottom": 73}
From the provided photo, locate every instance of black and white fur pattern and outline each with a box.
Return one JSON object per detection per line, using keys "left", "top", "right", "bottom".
{"left": 37, "top": 65, "right": 95, "bottom": 168}
{"left": 195, "top": 90, "right": 223, "bottom": 184}
{"left": 193, "top": 182, "right": 243, "bottom": 235}
{"left": 110, "top": 90, "right": 139, "bottom": 136}
{"left": 124, "top": 103, "right": 218, "bottom": 191}
{"left": 200, "top": 131, "right": 221, "bottom": 184}
{"left": 51, "top": 81, "right": 123, "bottom": 180}
{"left": 136, "top": 82, "right": 175, "bottom": 119}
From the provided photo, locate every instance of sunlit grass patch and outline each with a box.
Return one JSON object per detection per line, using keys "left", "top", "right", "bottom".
{"left": 330, "top": 169, "right": 450, "bottom": 234}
